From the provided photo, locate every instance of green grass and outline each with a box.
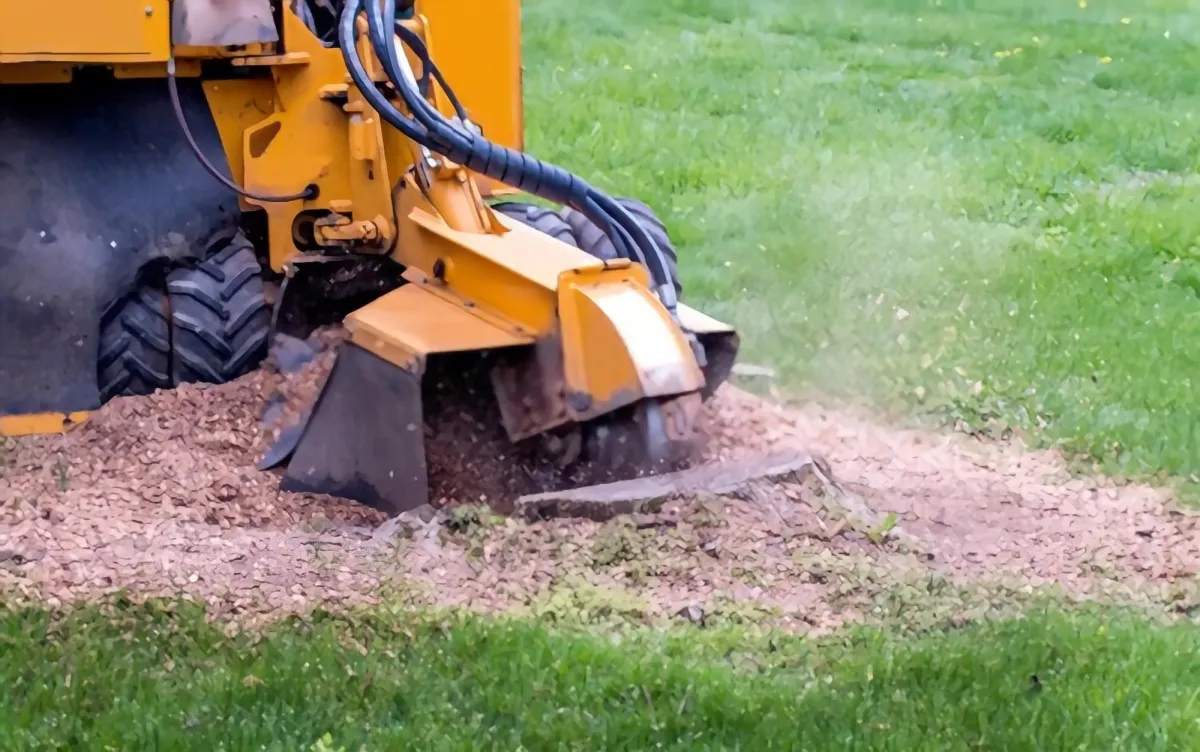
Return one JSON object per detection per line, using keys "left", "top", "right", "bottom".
{"left": 2, "top": 601, "right": 1199, "bottom": 749}
{"left": 521, "top": 0, "right": 1200, "bottom": 478}
{"left": 12, "top": 2, "right": 1200, "bottom": 747}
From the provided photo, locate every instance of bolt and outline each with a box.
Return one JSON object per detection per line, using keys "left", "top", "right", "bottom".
{"left": 145, "top": 5, "right": 153, "bottom": 15}
{"left": 566, "top": 392, "right": 592, "bottom": 413}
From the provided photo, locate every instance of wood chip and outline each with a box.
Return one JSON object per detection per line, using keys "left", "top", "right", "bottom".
{"left": 0, "top": 323, "right": 1195, "bottom": 630}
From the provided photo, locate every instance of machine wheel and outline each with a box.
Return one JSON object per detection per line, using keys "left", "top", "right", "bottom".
{"left": 491, "top": 201, "right": 579, "bottom": 247}
{"left": 97, "top": 287, "right": 173, "bottom": 402}
{"left": 166, "top": 232, "right": 271, "bottom": 386}
{"left": 560, "top": 197, "right": 683, "bottom": 295}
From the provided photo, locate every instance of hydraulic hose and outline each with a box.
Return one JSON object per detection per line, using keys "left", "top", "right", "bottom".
{"left": 338, "top": 0, "right": 679, "bottom": 311}
{"left": 365, "top": 0, "right": 659, "bottom": 281}
{"left": 336, "top": 5, "right": 430, "bottom": 145}
{"left": 390, "top": 22, "right": 469, "bottom": 124}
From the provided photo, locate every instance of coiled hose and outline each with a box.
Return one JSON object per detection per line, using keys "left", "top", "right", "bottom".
{"left": 336, "top": 0, "right": 679, "bottom": 313}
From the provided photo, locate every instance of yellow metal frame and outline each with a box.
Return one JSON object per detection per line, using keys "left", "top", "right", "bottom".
{"left": 344, "top": 187, "right": 708, "bottom": 435}
{"left": 0, "top": 0, "right": 170, "bottom": 64}
{"left": 0, "top": 412, "right": 88, "bottom": 437}
{"left": 0, "top": 0, "right": 734, "bottom": 442}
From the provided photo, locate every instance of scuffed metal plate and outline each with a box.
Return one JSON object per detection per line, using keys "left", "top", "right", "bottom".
{"left": 579, "top": 282, "right": 699, "bottom": 398}
{"left": 282, "top": 343, "right": 428, "bottom": 516}
{"left": 489, "top": 338, "right": 570, "bottom": 442}
{"left": 172, "top": 0, "right": 279, "bottom": 46}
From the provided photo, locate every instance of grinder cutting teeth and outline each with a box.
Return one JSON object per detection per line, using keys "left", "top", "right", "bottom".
{"left": 0, "top": 0, "right": 739, "bottom": 516}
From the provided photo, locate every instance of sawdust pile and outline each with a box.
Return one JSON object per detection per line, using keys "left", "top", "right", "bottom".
{"left": 2, "top": 333, "right": 1198, "bottom": 628}
{"left": 0, "top": 360, "right": 387, "bottom": 619}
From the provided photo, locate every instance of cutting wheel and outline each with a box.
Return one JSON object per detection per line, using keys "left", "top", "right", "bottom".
{"left": 582, "top": 393, "right": 705, "bottom": 480}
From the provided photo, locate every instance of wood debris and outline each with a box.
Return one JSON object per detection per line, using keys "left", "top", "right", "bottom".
{"left": 0, "top": 324, "right": 1197, "bottom": 629}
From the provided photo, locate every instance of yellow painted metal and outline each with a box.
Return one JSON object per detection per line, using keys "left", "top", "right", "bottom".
{"left": 393, "top": 185, "right": 603, "bottom": 336}
{"left": 0, "top": 2, "right": 735, "bottom": 443}
{"left": 0, "top": 64, "right": 72, "bottom": 84}
{"left": 416, "top": 0, "right": 522, "bottom": 151}
{"left": 173, "top": 43, "right": 275, "bottom": 59}
{"left": 228, "top": 8, "right": 400, "bottom": 270}
{"left": 201, "top": 78, "right": 278, "bottom": 210}
{"left": 112, "top": 60, "right": 202, "bottom": 78}
{"left": 385, "top": 176, "right": 703, "bottom": 421}
{"left": 559, "top": 267, "right": 704, "bottom": 410}
{"left": 346, "top": 283, "right": 534, "bottom": 373}
{"left": 414, "top": 0, "right": 521, "bottom": 196}
{"left": 676, "top": 302, "right": 737, "bottom": 335}
{"left": 0, "top": 61, "right": 201, "bottom": 84}
{"left": 0, "top": 0, "right": 170, "bottom": 63}
{"left": 0, "top": 412, "right": 89, "bottom": 437}
{"left": 231, "top": 52, "right": 311, "bottom": 67}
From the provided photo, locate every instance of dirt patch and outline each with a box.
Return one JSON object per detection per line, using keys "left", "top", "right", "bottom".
{"left": 2, "top": 336, "right": 1198, "bottom": 629}
{"left": 704, "top": 389, "right": 1200, "bottom": 600}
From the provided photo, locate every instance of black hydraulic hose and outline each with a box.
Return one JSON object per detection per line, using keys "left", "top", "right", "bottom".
{"left": 581, "top": 193, "right": 640, "bottom": 265}
{"left": 385, "top": 35, "right": 676, "bottom": 309}
{"left": 336, "top": 3, "right": 431, "bottom": 146}
{"left": 368, "top": 0, "right": 454, "bottom": 143}
{"left": 167, "top": 58, "right": 318, "bottom": 203}
{"left": 391, "top": 23, "right": 469, "bottom": 124}
{"left": 342, "top": 0, "right": 680, "bottom": 310}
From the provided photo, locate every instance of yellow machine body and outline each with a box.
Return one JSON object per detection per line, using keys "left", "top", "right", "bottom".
{"left": 0, "top": 0, "right": 738, "bottom": 514}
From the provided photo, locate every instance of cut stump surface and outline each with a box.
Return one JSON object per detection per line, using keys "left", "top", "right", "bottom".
{"left": 516, "top": 450, "right": 831, "bottom": 521}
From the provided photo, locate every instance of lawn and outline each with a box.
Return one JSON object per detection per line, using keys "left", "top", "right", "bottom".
{"left": 7, "top": 0, "right": 1200, "bottom": 747}
{"left": 3, "top": 602, "right": 1200, "bottom": 750}
{"left": 521, "top": 0, "right": 1200, "bottom": 478}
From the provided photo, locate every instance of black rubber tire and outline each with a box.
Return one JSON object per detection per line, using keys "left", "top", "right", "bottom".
{"left": 166, "top": 232, "right": 271, "bottom": 386}
{"left": 560, "top": 197, "right": 683, "bottom": 296}
{"left": 491, "top": 201, "right": 579, "bottom": 247}
{"left": 97, "top": 286, "right": 173, "bottom": 402}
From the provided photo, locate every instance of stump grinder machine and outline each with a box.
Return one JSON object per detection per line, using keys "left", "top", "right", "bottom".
{"left": 0, "top": 0, "right": 740, "bottom": 516}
